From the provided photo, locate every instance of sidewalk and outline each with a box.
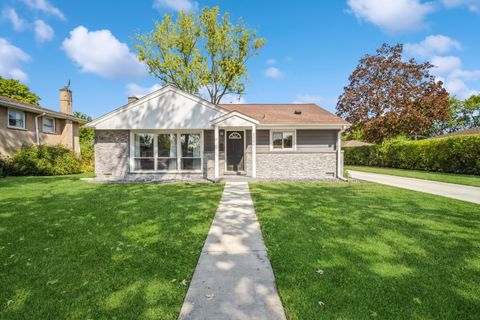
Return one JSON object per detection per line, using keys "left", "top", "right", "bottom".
{"left": 179, "top": 182, "right": 286, "bottom": 320}
{"left": 349, "top": 170, "right": 480, "bottom": 204}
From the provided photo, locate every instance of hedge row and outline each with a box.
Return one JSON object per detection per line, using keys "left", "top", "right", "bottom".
{"left": 344, "top": 135, "right": 480, "bottom": 175}
{"left": 1, "top": 145, "right": 82, "bottom": 177}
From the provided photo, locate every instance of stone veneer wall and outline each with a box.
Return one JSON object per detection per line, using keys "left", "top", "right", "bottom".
{"left": 94, "top": 130, "right": 130, "bottom": 179}
{"left": 255, "top": 152, "right": 337, "bottom": 180}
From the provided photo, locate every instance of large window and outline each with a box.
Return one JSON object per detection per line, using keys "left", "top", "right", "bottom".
{"left": 134, "top": 133, "right": 155, "bottom": 171}
{"left": 8, "top": 109, "right": 25, "bottom": 129}
{"left": 181, "top": 133, "right": 201, "bottom": 170}
{"left": 43, "top": 117, "right": 55, "bottom": 133}
{"left": 157, "top": 133, "right": 177, "bottom": 170}
{"left": 132, "top": 132, "right": 202, "bottom": 172}
{"left": 272, "top": 131, "right": 294, "bottom": 150}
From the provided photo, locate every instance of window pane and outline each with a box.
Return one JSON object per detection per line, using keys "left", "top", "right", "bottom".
{"left": 134, "top": 159, "right": 154, "bottom": 171}
{"left": 283, "top": 132, "right": 293, "bottom": 148}
{"left": 158, "top": 134, "right": 177, "bottom": 157}
{"left": 43, "top": 118, "right": 55, "bottom": 133}
{"left": 134, "top": 134, "right": 154, "bottom": 157}
{"left": 8, "top": 111, "right": 24, "bottom": 128}
{"left": 182, "top": 158, "right": 201, "bottom": 170}
{"left": 157, "top": 158, "right": 177, "bottom": 170}
{"left": 272, "top": 132, "right": 283, "bottom": 149}
{"left": 181, "top": 134, "right": 201, "bottom": 157}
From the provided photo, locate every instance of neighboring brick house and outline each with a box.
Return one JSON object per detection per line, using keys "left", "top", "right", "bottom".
{"left": 86, "top": 85, "right": 350, "bottom": 181}
{"left": 0, "top": 86, "right": 87, "bottom": 156}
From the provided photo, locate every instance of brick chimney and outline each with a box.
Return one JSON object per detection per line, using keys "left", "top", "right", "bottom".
{"left": 59, "top": 86, "right": 72, "bottom": 115}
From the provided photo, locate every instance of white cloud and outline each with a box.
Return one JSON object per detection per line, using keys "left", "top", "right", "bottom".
{"left": 0, "top": 38, "right": 30, "bottom": 81}
{"left": 153, "top": 0, "right": 198, "bottom": 12}
{"left": 20, "top": 0, "right": 65, "bottom": 20}
{"left": 126, "top": 83, "right": 162, "bottom": 97}
{"left": 442, "top": 0, "right": 480, "bottom": 12}
{"left": 266, "top": 58, "right": 277, "bottom": 65}
{"left": 430, "top": 56, "right": 462, "bottom": 75}
{"left": 347, "top": 0, "right": 435, "bottom": 33}
{"left": 1, "top": 7, "right": 26, "bottom": 31}
{"left": 404, "top": 35, "right": 461, "bottom": 58}
{"left": 265, "top": 67, "right": 284, "bottom": 80}
{"left": 405, "top": 35, "right": 479, "bottom": 99}
{"left": 34, "top": 20, "right": 54, "bottom": 42}
{"left": 62, "top": 26, "right": 147, "bottom": 79}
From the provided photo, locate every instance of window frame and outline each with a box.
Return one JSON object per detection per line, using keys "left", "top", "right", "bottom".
{"left": 7, "top": 108, "right": 26, "bottom": 130}
{"left": 270, "top": 130, "right": 296, "bottom": 151}
{"left": 42, "top": 116, "right": 56, "bottom": 134}
{"left": 130, "top": 130, "right": 203, "bottom": 173}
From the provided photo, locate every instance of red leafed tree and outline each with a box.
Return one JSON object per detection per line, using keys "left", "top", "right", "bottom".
{"left": 336, "top": 44, "right": 450, "bottom": 143}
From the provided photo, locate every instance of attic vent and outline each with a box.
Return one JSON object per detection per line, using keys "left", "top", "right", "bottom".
{"left": 294, "top": 109, "right": 302, "bottom": 115}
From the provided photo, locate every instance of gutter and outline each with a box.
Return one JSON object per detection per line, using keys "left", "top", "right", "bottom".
{"left": 0, "top": 100, "right": 88, "bottom": 124}
{"left": 34, "top": 112, "right": 46, "bottom": 145}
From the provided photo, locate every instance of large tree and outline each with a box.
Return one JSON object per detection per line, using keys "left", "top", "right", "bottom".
{"left": 336, "top": 44, "right": 450, "bottom": 143}
{"left": 0, "top": 76, "right": 41, "bottom": 105}
{"left": 135, "top": 6, "right": 265, "bottom": 104}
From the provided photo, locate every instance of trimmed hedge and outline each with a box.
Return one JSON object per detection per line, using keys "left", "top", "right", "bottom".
{"left": 344, "top": 135, "right": 480, "bottom": 175}
{"left": 6, "top": 145, "right": 82, "bottom": 176}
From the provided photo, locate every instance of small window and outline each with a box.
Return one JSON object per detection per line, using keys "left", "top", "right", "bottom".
{"left": 43, "top": 117, "right": 55, "bottom": 133}
{"left": 8, "top": 109, "right": 25, "bottom": 129}
{"left": 271, "top": 131, "right": 294, "bottom": 150}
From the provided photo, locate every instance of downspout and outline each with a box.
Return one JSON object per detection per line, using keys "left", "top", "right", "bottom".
{"left": 35, "top": 112, "right": 46, "bottom": 145}
{"left": 337, "top": 126, "right": 348, "bottom": 181}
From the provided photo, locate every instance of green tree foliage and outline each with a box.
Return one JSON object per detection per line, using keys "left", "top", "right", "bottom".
{"left": 0, "top": 76, "right": 41, "bottom": 105}
{"left": 73, "top": 111, "right": 94, "bottom": 170}
{"left": 429, "top": 95, "right": 480, "bottom": 136}
{"left": 135, "top": 6, "right": 265, "bottom": 104}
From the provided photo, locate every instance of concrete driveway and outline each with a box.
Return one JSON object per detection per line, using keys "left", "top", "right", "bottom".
{"left": 348, "top": 170, "right": 480, "bottom": 204}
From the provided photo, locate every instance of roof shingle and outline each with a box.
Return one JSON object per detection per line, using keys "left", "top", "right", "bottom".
{"left": 218, "top": 103, "right": 349, "bottom": 125}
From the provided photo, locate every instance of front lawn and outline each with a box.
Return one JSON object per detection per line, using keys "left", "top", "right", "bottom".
{"left": 0, "top": 175, "right": 223, "bottom": 320}
{"left": 346, "top": 165, "right": 480, "bottom": 187}
{"left": 250, "top": 182, "right": 480, "bottom": 320}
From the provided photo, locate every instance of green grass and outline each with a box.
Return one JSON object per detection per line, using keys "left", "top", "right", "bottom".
{"left": 0, "top": 174, "right": 223, "bottom": 320}
{"left": 250, "top": 182, "right": 480, "bottom": 320}
{"left": 346, "top": 165, "right": 480, "bottom": 187}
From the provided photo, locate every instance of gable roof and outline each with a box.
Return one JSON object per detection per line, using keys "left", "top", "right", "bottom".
{"left": 0, "top": 95, "right": 88, "bottom": 124}
{"left": 85, "top": 85, "right": 226, "bottom": 130}
{"left": 219, "top": 103, "right": 349, "bottom": 126}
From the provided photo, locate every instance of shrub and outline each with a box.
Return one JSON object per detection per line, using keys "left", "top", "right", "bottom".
{"left": 0, "top": 157, "right": 9, "bottom": 178}
{"left": 8, "top": 145, "right": 82, "bottom": 176}
{"left": 344, "top": 135, "right": 480, "bottom": 175}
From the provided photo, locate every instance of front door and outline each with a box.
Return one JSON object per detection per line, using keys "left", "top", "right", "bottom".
{"left": 226, "top": 131, "right": 244, "bottom": 172}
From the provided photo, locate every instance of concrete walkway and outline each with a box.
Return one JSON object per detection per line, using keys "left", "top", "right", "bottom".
{"left": 179, "top": 182, "right": 287, "bottom": 320}
{"left": 349, "top": 170, "right": 480, "bottom": 204}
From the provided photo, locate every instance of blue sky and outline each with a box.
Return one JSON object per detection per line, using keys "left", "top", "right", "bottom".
{"left": 1, "top": 0, "right": 479, "bottom": 118}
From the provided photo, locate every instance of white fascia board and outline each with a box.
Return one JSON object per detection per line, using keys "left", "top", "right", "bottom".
{"left": 257, "top": 124, "right": 349, "bottom": 130}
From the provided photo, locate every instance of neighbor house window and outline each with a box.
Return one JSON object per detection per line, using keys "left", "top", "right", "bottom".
{"left": 42, "top": 117, "right": 55, "bottom": 133}
{"left": 8, "top": 109, "right": 25, "bottom": 129}
{"left": 157, "top": 133, "right": 177, "bottom": 171}
{"left": 272, "top": 131, "right": 294, "bottom": 150}
{"left": 181, "top": 133, "right": 201, "bottom": 170}
{"left": 134, "top": 133, "right": 154, "bottom": 171}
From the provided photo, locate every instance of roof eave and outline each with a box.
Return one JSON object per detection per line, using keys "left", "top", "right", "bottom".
{"left": 0, "top": 100, "right": 88, "bottom": 124}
